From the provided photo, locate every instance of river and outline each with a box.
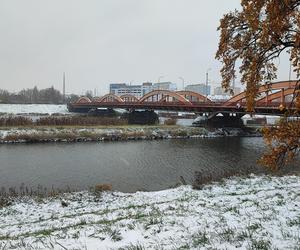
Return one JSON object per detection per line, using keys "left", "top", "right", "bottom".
{"left": 0, "top": 137, "right": 298, "bottom": 193}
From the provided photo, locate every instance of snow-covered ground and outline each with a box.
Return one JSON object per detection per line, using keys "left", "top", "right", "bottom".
{"left": 0, "top": 126, "right": 256, "bottom": 144}
{"left": 0, "top": 175, "right": 299, "bottom": 249}
{"left": 0, "top": 104, "right": 68, "bottom": 115}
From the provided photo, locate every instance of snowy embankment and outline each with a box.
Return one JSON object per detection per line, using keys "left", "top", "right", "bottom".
{"left": 0, "top": 175, "right": 299, "bottom": 249}
{"left": 0, "top": 126, "right": 259, "bottom": 144}
{"left": 0, "top": 104, "right": 68, "bottom": 115}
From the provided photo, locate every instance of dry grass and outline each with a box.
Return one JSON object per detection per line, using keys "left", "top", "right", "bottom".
{"left": 94, "top": 184, "right": 113, "bottom": 193}
{"left": 164, "top": 118, "right": 177, "bottom": 125}
{"left": 0, "top": 184, "right": 76, "bottom": 205}
{"left": 0, "top": 116, "right": 128, "bottom": 127}
{"left": 0, "top": 116, "right": 32, "bottom": 127}
{"left": 36, "top": 116, "right": 127, "bottom": 126}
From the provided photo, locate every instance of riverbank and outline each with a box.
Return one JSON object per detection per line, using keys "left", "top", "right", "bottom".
{"left": 0, "top": 175, "right": 299, "bottom": 249}
{"left": 0, "top": 125, "right": 261, "bottom": 144}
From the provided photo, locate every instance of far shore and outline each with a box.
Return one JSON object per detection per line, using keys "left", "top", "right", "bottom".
{"left": 0, "top": 125, "right": 261, "bottom": 144}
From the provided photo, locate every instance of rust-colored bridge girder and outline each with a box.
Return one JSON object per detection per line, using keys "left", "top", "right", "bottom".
{"left": 175, "top": 90, "right": 211, "bottom": 102}
{"left": 257, "top": 88, "right": 295, "bottom": 105}
{"left": 95, "top": 94, "right": 124, "bottom": 103}
{"left": 120, "top": 94, "right": 139, "bottom": 102}
{"left": 224, "top": 80, "right": 298, "bottom": 106}
{"left": 139, "top": 90, "right": 192, "bottom": 105}
{"left": 70, "top": 81, "right": 299, "bottom": 115}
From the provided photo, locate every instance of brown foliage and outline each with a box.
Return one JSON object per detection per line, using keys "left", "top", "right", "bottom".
{"left": 94, "top": 184, "right": 112, "bottom": 192}
{"left": 0, "top": 116, "right": 32, "bottom": 126}
{"left": 216, "top": 0, "right": 300, "bottom": 170}
{"left": 36, "top": 116, "right": 127, "bottom": 126}
{"left": 164, "top": 118, "right": 177, "bottom": 126}
{"left": 216, "top": 0, "right": 300, "bottom": 112}
{"left": 0, "top": 116, "right": 127, "bottom": 127}
{"left": 259, "top": 118, "right": 300, "bottom": 170}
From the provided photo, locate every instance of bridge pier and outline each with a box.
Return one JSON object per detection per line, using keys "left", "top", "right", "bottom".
{"left": 122, "top": 110, "right": 159, "bottom": 125}
{"left": 67, "top": 103, "right": 93, "bottom": 113}
{"left": 193, "top": 113, "right": 244, "bottom": 128}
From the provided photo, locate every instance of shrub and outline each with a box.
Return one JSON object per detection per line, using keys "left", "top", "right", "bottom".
{"left": 94, "top": 184, "right": 112, "bottom": 192}
{"left": 0, "top": 116, "right": 33, "bottom": 127}
{"left": 0, "top": 115, "right": 128, "bottom": 127}
{"left": 164, "top": 118, "right": 177, "bottom": 125}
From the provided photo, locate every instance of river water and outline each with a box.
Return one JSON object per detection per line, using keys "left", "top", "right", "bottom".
{"left": 0, "top": 137, "right": 298, "bottom": 192}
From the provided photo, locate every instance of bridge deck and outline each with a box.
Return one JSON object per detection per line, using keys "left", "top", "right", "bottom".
{"left": 69, "top": 81, "right": 299, "bottom": 116}
{"left": 68, "top": 101, "right": 296, "bottom": 116}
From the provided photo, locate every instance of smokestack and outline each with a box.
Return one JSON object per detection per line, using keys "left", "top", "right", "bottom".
{"left": 63, "top": 72, "right": 66, "bottom": 103}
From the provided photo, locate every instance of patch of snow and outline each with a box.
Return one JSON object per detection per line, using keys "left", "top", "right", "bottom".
{"left": 0, "top": 104, "right": 69, "bottom": 115}
{"left": 0, "top": 175, "right": 299, "bottom": 249}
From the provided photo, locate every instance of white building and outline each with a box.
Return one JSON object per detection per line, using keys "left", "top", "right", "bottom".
{"left": 109, "top": 82, "right": 153, "bottom": 98}
{"left": 214, "top": 86, "right": 241, "bottom": 96}
{"left": 185, "top": 84, "right": 211, "bottom": 96}
{"left": 153, "top": 82, "right": 177, "bottom": 91}
{"left": 109, "top": 81, "right": 178, "bottom": 98}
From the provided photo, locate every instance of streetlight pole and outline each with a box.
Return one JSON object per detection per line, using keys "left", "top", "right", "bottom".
{"left": 288, "top": 49, "right": 292, "bottom": 82}
{"left": 179, "top": 77, "right": 185, "bottom": 90}
{"left": 157, "top": 76, "right": 164, "bottom": 90}
{"left": 158, "top": 76, "right": 164, "bottom": 83}
{"left": 289, "top": 60, "right": 292, "bottom": 81}
{"left": 205, "top": 68, "right": 211, "bottom": 101}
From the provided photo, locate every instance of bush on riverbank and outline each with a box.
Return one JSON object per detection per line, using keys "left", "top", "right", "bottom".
{"left": 0, "top": 116, "right": 32, "bottom": 127}
{"left": 0, "top": 183, "right": 77, "bottom": 202}
{"left": 0, "top": 116, "right": 128, "bottom": 127}
{"left": 36, "top": 116, "right": 128, "bottom": 126}
{"left": 164, "top": 118, "right": 177, "bottom": 125}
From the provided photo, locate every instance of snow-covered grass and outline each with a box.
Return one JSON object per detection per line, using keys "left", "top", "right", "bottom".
{"left": 0, "top": 175, "right": 299, "bottom": 249}
{"left": 0, "top": 126, "right": 210, "bottom": 145}
{"left": 0, "top": 104, "right": 68, "bottom": 115}
{"left": 0, "top": 126, "right": 256, "bottom": 144}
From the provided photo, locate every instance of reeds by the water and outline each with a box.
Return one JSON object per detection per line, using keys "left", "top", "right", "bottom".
{"left": 0, "top": 184, "right": 78, "bottom": 208}
{"left": 0, "top": 116, "right": 32, "bottom": 127}
{"left": 0, "top": 115, "right": 128, "bottom": 127}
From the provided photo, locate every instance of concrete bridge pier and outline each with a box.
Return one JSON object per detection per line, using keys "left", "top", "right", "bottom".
{"left": 67, "top": 103, "right": 93, "bottom": 113}
{"left": 194, "top": 112, "right": 244, "bottom": 128}
{"left": 122, "top": 110, "right": 159, "bottom": 125}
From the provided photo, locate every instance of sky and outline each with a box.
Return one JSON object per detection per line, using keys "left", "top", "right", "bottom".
{"left": 0, "top": 0, "right": 295, "bottom": 95}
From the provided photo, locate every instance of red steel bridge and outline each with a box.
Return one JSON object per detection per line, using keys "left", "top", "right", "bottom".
{"left": 68, "top": 80, "right": 300, "bottom": 116}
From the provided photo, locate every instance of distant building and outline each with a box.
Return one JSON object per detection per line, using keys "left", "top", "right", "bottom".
{"left": 109, "top": 81, "right": 178, "bottom": 98}
{"left": 185, "top": 84, "right": 211, "bottom": 96}
{"left": 141, "top": 82, "right": 153, "bottom": 95}
{"left": 153, "top": 82, "right": 177, "bottom": 91}
{"left": 109, "top": 82, "right": 153, "bottom": 98}
{"left": 109, "top": 83, "right": 127, "bottom": 94}
{"left": 214, "top": 86, "right": 241, "bottom": 96}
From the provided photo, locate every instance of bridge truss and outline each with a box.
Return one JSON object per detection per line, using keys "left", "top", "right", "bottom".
{"left": 69, "top": 81, "right": 299, "bottom": 116}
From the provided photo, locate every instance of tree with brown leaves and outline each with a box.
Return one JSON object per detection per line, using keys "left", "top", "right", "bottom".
{"left": 216, "top": 0, "right": 300, "bottom": 170}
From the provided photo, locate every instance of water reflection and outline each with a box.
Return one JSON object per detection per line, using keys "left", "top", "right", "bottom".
{"left": 0, "top": 138, "right": 298, "bottom": 192}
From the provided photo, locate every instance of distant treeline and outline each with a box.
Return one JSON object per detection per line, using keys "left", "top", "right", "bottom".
{"left": 0, "top": 86, "right": 80, "bottom": 104}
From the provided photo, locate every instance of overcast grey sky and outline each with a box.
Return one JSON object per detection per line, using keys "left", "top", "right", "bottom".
{"left": 0, "top": 0, "right": 294, "bottom": 95}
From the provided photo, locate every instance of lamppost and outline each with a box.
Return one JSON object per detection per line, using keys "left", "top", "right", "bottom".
{"left": 179, "top": 77, "right": 185, "bottom": 90}
{"left": 289, "top": 59, "right": 292, "bottom": 82}
{"left": 205, "top": 68, "right": 211, "bottom": 101}
{"left": 158, "top": 76, "right": 164, "bottom": 83}
{"left": 157, "top": 76, "right": 164, "bottom": 90}
{"left": 288, "top": 49, "right": 292, "bottom": 82}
